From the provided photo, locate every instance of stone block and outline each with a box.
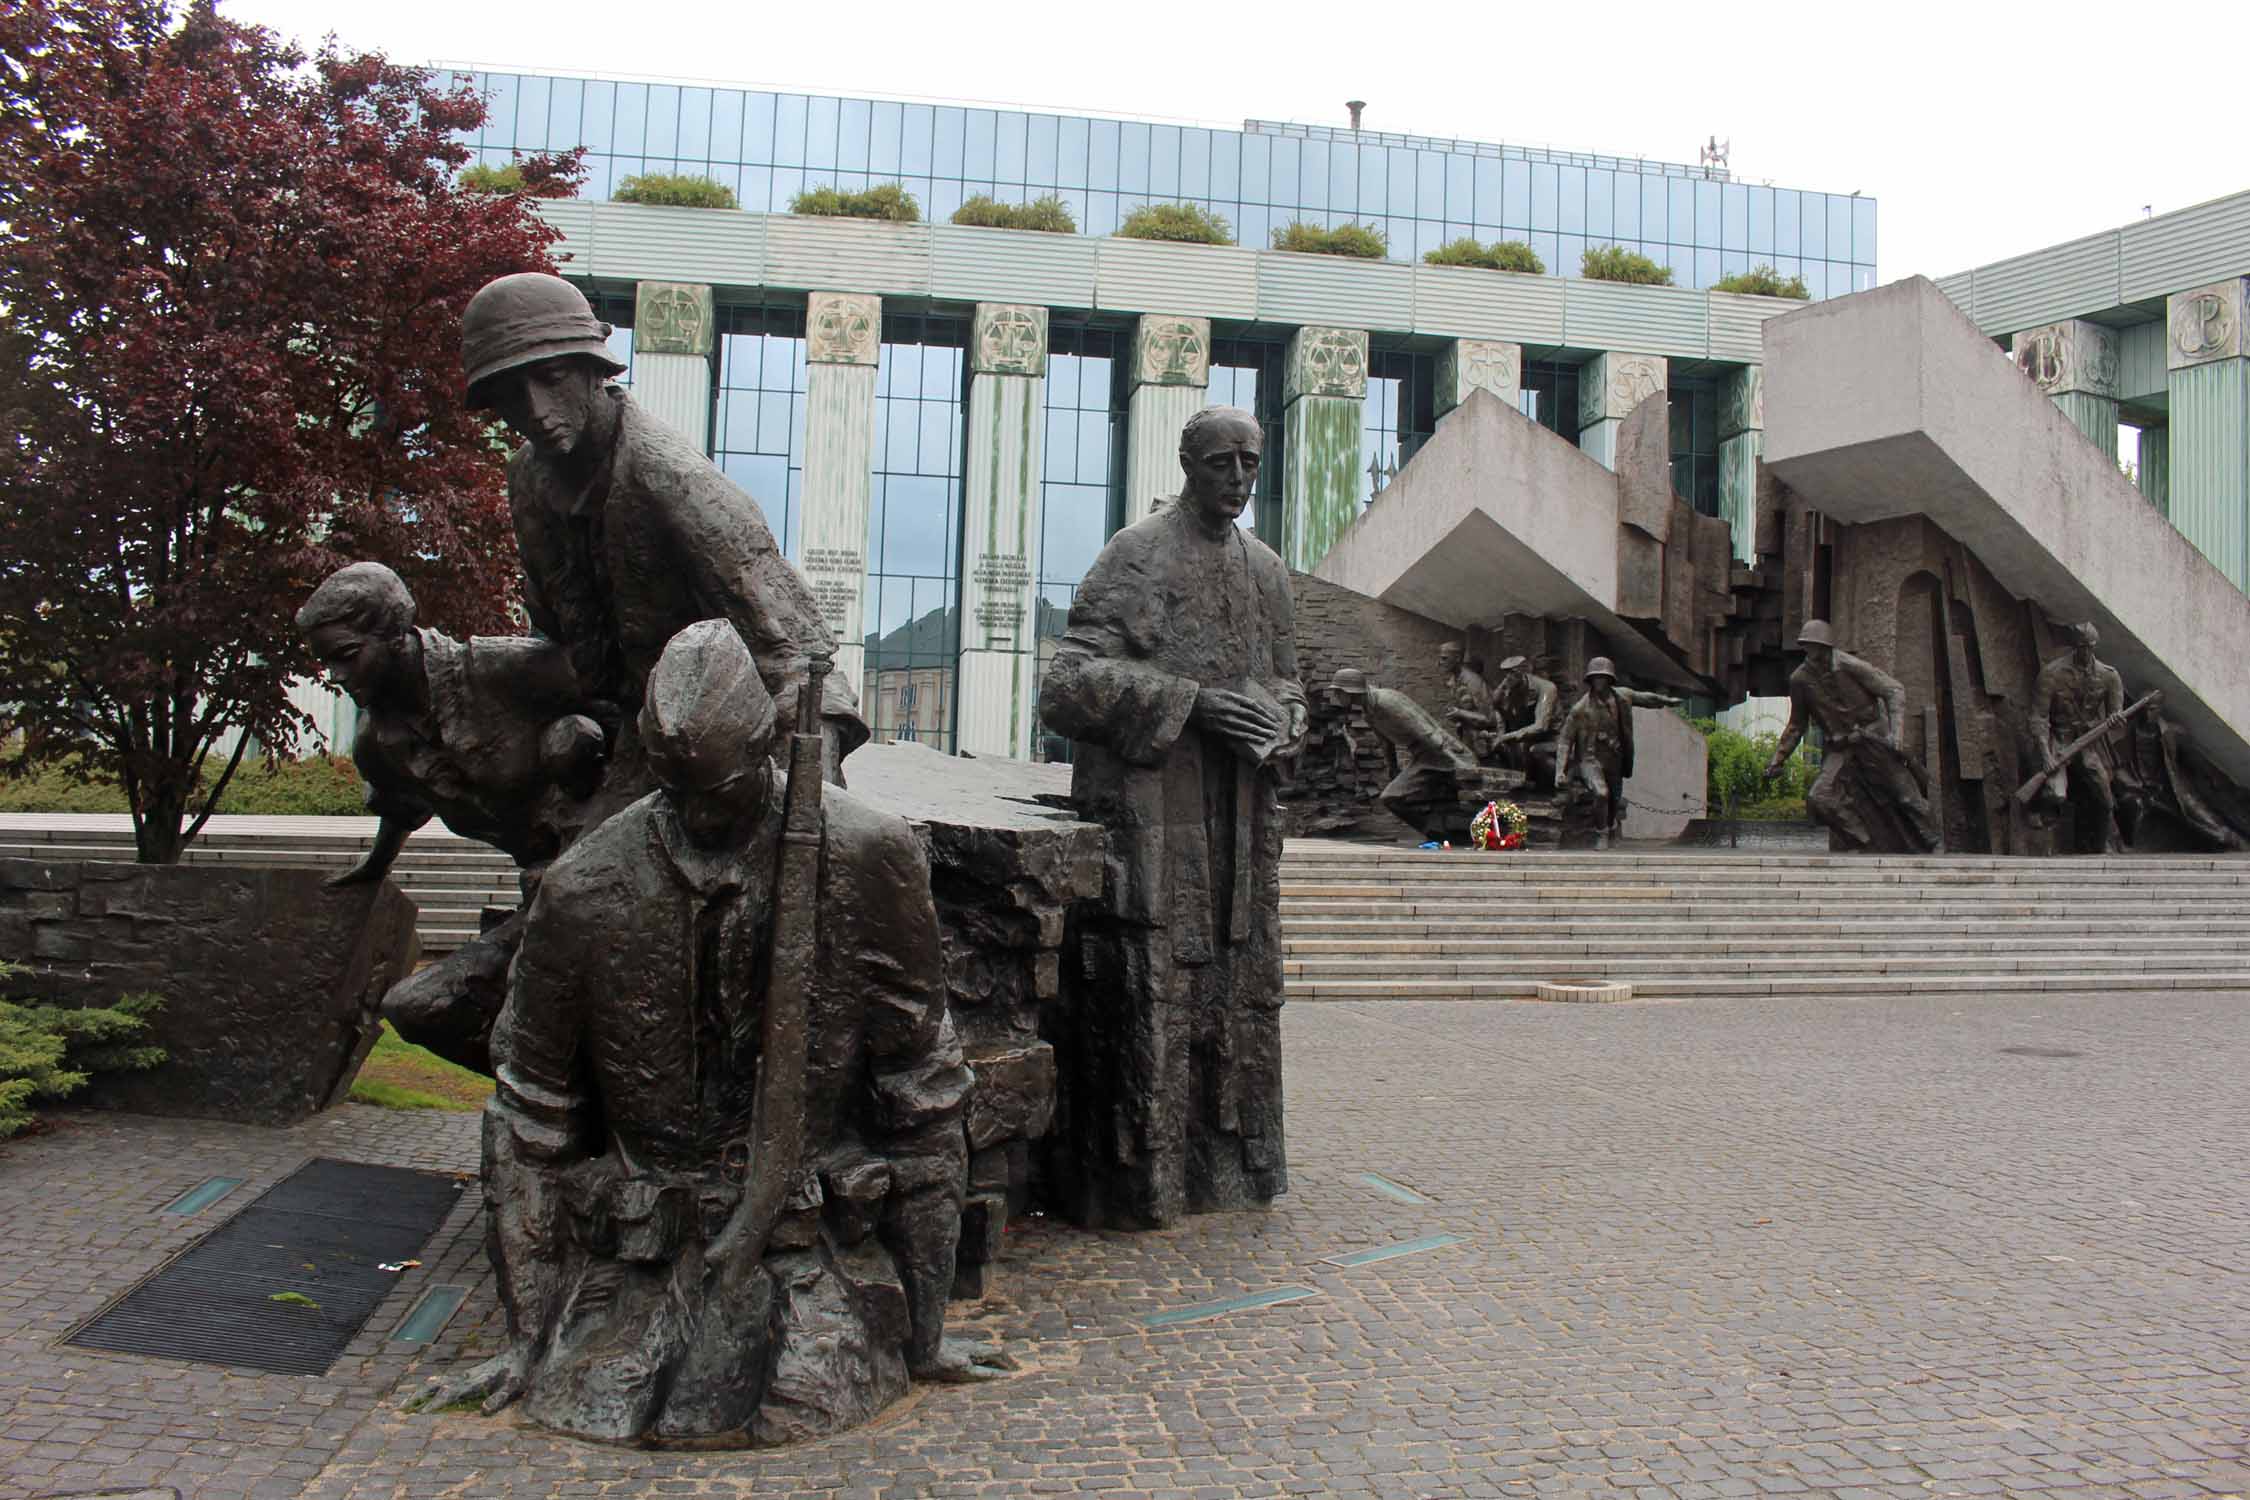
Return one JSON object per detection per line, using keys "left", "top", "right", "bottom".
{"left": 964, "top": 1041, "right": 1056, "bottom": 1151}
{"left": 958, "top": 1192, "right": 1009, "bottom": 1266}
{"left": 0, "top": 859, "right": 418, "bottom": 1125}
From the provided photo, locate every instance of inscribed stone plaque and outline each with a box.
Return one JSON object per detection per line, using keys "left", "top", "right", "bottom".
{"left": 1577, "top": 352, "right": 1667, "bottom": 428}
{"left": 632, "top": 281, "right": 714, "bottom": 357}
{"left": 971, "top": 303, "right": 1049, "bottom": 376}
{"left": 2010, "top": 321, "right": 2118, "bottom": 397}
{"left": 1132, "top": 314, "right": 1212, "bottom": 388}
{"left": 1285, "top": 326, "right": 1368, "bottom": 403}
{"left": 807, "top": 291, "right": 882, "bottom": 366}
{"left": 2167, "top": 279, "right": 2248, "bottom": 370}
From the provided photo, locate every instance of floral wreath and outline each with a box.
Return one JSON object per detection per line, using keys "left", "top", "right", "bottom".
{"left": 1469, "top": 799, "right": 1529, "bottom": 850}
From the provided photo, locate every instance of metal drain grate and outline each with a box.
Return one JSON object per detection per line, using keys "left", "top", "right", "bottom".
{"left": 66, "top": 1158, "right": 466, "bottom": 1376}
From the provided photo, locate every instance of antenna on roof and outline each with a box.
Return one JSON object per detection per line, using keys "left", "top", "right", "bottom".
{"left": 1699, "top": 134, "right": 1729, "bottom": 176}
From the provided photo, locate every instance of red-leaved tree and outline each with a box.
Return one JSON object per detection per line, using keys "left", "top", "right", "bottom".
{"left": 0, "top": 0, "right": 583, "bottom": 860}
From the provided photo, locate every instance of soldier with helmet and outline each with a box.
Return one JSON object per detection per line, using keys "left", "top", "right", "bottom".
{"left": 1559, "top": 658, "right": 1635, "bottom": 846}
{"left": 459, "top": 272, "right": 866, "bottom": 812}
{"left": 1764, "top": 619, "right": 1941, "bottom": 852}
{"left": 1489, "top": 654, "right": 1563, "bottom": 785}
{"left": 2031, "top": 621, "right": 2127, "bottom": 853}
{"left": 1323, "top": 666, "right": 1480, "bottom": 839}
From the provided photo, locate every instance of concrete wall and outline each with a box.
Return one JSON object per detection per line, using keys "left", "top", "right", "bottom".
{"left": 1621, "top": 707, "right": 1707, "bottom": 841}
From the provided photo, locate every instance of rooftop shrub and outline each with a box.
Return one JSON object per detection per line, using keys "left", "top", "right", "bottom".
{"left": 1581, "top": 245, "right": 1674, "bottom": 285}
{"left": 790, "top": 182, "right": 920, "bottom": 222}
{"left": 951, "top": 194, "right": 1076, "bottom": 232}
{"left": 1114, "top": 201, "right": 1233, "bottom": 246}
{"left": 1711, "top": 264, "right": 1811, "bottom": 299}
{"left": 613, "top": 172, "right": 738, "bottom": 209}
{"left": 1423, "top": 236, "right": 1545, "bottom": 275}
{"left": 1271, "top": 220, "right": 1388, "bottom": 259}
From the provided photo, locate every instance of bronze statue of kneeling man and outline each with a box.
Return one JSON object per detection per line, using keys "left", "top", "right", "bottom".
{"left": 410, "top": 621, "right": 1007, "bottom": 1445}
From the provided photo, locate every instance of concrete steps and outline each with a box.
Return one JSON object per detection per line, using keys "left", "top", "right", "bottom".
{"left": 1277, "top": 841, "right": 2250, "bottom": 999}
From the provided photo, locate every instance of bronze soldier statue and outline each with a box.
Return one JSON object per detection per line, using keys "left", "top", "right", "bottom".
{"left": 1764, "top": 619, "right": 1941, "bottom": 853}
{"left": 1324, "top": 667, "right": 1480, "bottom": 840}
{"left": 1039, "top": 405, "right": 1307, "bottom": 1229}
{"left": 296, "top": 562, "right": 608, "bottom": 1072}
{"left": 2031, "top": 622, "right": 2127, "bottom": 854}
{"left": 1559, "top": 657, "right": 1635, "bottom": 846}
{"left": 460, "top": 273, "right": 866, "bottom": 810}
{"left": 1490, "top": 654, "right": 1562, "bottom": 785}
{"left": 410, "top": 622, "right": 1003, "bottom": 1444}
{"left": 1437, "top": 641, "right": 1496, "bottom": 749}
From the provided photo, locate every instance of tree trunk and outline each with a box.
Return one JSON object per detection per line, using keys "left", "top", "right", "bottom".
{"left": 134, "top": 784, "right": 190, "bottom": 864}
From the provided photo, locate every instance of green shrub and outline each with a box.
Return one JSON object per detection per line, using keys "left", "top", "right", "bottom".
{"left": 789, "top": 181, "right": 920, "bottom": 222}
{"left": 613, "top": 172, "right": 738, "bottom": 210}
{"left": 1695, "top": 718, "right": 1817, "bottom": 818}
{"left": 1, "top": 961, "right": 164, "bottom": 1138}
{"left": 0, "top": 748, "right": 368, "bottom": 817}
{"left": 950, "top": 193, "right": 1075, "bottom": 232}
{"left": 1422, "top": 236, "right": 1545, "bottom": 275}
{"left": 1711, "top": 264, "right": 1811, "bottom": 299}
{"left": 1114, "top": 201, "right": 1233, "bottom": 245}
{"left": 1581, "top": 245, "right": 1674, "bottom": 285}
{"left": 459, "top": 162, "right": 526, "bottom": 194}
{"left": 1270, "top": 220, "right": 1388, "bottom": 259}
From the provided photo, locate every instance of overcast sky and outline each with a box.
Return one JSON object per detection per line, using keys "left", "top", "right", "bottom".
{"left": 228, "top": 0, "right": 2241, "bottom": 284}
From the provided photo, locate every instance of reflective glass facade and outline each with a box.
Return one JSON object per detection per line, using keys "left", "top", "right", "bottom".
{"left": 451, "top": 72, "right": 1876, "bottom": 295}
{"left": 865, "top": 314, "right": 968, "bottom": 750}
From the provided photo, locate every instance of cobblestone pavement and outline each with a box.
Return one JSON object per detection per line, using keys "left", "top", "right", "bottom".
{"left": 3, "top": 988, "right": 2245, "bottom": 1500}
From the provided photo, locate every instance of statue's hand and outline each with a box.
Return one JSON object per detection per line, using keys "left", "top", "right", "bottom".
{"left": 1193, "top": 687, "right": 1282, "bottom": 751}
{"left": 405, "top": 1348, "right": 531, "bottom": 1417}
{"left": 912, "top": 1337, "right": 1018, "bottom": 1384}
{"left": 1761, "top": 760, "right": 1785, "bottom": 781}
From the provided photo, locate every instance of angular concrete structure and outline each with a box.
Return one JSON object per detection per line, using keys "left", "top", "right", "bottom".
{"left": 1764, "top": 276, "right": 2250, "bottom": 785}
{"left": 1310, "top": 389, "right": 1707, "bottom": 692}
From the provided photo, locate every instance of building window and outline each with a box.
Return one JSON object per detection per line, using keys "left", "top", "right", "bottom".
{"left": 1362, "top": 345, "right": 1436, "bottom": 506}
{"left": 1668, "top": 379, "right": 1720, "bottom": 516}
{"left": 1034, "top": 322, "right": 1128, "bottom": 762}
{"left": 863, "top": 312, "right": 968, "bottom": 752}
{"left": 712, "top": 300, "right": 809, "bottom": 559}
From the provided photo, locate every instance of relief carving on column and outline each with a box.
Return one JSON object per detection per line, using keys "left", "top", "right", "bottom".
{"left": 1131, "top": 315, "right": 1212, "bottom": 388}
{"left": 1577, "top": 352, "right": 1667, "bottom": 429}
{"left": 1284, "top": 326, "right": 1368, "bottom": 403}
{"left": 807, "top": 291, "right": 882, "bottom": 366}
{"left": 2011, "top": 322, "right": 2119, "bottom": 397}
{"left": 1718, "top": 365, "right": 1765, "bottom": 439}
{"left": 971, "top": 303, "right": 1050, "bottom": 377}
{"left": 2167, "top": 279, "right": 2248, "bottom": 370}
{"left": 1436, "top": 339, "right": 1521, "bottom": 416}
{"left": 632, "top": 281, "right": 715, "bottom": 357}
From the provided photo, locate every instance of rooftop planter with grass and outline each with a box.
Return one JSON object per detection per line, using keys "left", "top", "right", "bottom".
{"left": 952, "top": 194, "right": 1074, "bottom": 232}
{"left": 612, "top": 172, "right": 739, "bottom": 210}
{"left": 1581, "top": 245, "right": 1674, "bottom": 286}
{"left": 1422, "top": 236, "right": 1545, "bottom": 275}
{"left": 1711, "top": 264, "right": 1811, "bottom": 299}
{"left": 1114, "top": 201, "right": 1233, "bottom": 245}
{"left": 1270, "top": 220, "right": 1388, "bottom": 259}
{"left": 790, "top": 182, "right": 921, "bottom": 222}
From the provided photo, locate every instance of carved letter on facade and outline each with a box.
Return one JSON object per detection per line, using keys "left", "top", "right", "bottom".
{"left": 2011, "top": 321, "right": 2119, "bottom": 397}
{"left": 971, "top": 303, "right": 1050, "bottom": 377}
{"left": 1719, "top": 365, "right": 1765, "bottom": 439}
{"left": 1131, "top": 315, "right": 1212, "bottom": 388}
{"left": 1284, "top": 327, "right": 1369, "bottom": 403}
{"left": 2167, "top": 279, "right": 2248, "bottom": 370}
{"left": 807, "top": 291, "right": 882, "bottom": 366}
{"left": 1436, "top": 339, "right": 1522, "bottom": 416}
{"left": 632, "top": 281, "right": 715, "bottom": 357}
{"left": 1578, "top": 353, "right": 1668, "bottom": 428}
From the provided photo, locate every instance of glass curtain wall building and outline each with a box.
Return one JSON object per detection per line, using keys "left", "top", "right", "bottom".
{"left": 447, "top": 71, "right": 1876, "bottom": 296}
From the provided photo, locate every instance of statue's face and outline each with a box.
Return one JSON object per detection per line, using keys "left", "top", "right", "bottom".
{"left": 1179, "top": 414, "right": 1263, "bottom": 526}
{"left": 1804, "top": 643, "right": 1835, "bottom": 673}
{"left": 1587, "top": 675, "right": 1616, "bottom": 698}
{"left": 2072, "top": 642, "right": 2096, "bottom": 668}
{"left": 656, "top": 745, "right": 766, "bottom": 852}
{"left": 1438, "top": 644, "right": 1463, "bottom": 674}
{"left": 307, "top": 621, "right": 406, "bottom": 706}
{"left": 487, "top": 356, "right": 607, "bottom": 458}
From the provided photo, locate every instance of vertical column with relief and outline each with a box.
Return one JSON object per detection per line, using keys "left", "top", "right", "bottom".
{"left": 799, "top": 291, "right": 882, "bottom": 698}
{"left": 955, "top": 303, "right": 1049, "bottom": 759}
